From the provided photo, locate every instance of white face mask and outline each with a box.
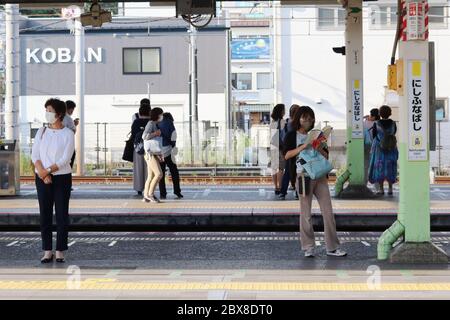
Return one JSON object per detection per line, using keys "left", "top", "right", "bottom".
{"left": 45, "top": 111, "right": 57, "bottom": 124}
{"left": 158, "top": 115, "right": 163, "bottom": 122}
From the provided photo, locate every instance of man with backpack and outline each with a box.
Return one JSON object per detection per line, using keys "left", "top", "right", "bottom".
{"left": 368, "top": 105, "right": 399, "bottom": 196}
{"left": 130, "top": 104, "right": 151, "bottom": 196}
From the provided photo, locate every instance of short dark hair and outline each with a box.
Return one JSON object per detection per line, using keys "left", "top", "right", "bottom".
{"left": 271, "top": 103, "right": 285, "bottom": 121}
{"left": 139, "top": 104, "right": 151, "bottom": 117}
{"left": 140, "top": 98, "right": 150, "bottom": 107}
{"left": 45, "top": 98, "right": 66, "bottom": 122}
{"left": 370, "top": 108, "right": 380, "bottom": 120}
{"left": 289, "top": 104, "right": 300, "bottom": 118}
{"left": 65, "top": 100, "right": 76, "bottom": 111}
{"left": 291, "top": 106, "right": 315, "bottom": 132}
{"left": 379, "top": 105, "right": 392, "bottom": 119}
{"left": 163, "top": 112, "right": 174, "bottom": 122}
{"left": 150, "top": 107, "right": 163, "bottom": 121}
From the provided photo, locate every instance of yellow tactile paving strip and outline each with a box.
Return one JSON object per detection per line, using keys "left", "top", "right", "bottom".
{"left": 1, "top": 199, "right": 450, "bottom": 210}
{"left": 0, "top": 279, "right": 450, "bottom": 291}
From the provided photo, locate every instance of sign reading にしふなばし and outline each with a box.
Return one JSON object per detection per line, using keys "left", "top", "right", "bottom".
{"left": 351, "top": 80, "right": 363, "bottom": 139}
{"left": 407, "top": 60, "right": 428, "bottom": 161}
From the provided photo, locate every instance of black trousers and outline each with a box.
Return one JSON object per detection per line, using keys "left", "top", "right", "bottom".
{"left": 35, "top": 173, "right": 72, "bottom": 251}
{"left": 159, "top": 154, "right": 181, "bottom": 197}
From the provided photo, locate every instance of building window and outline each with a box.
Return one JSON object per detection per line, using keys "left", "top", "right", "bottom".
{"left": 317, "top": 7, "right": 345, "bottom": 30}
{"left": 370, "top": 5, "right": 447, "bottom": 29}
{"left": 123, "top": 47, "right": 161, "bottom": 74}
{"left": 429, "top": 6, "right": 446, "bottom": 26}
{"left": 232, "top": 73, "right": 252, "bottom": 90}
{"left": 257, "top": 73, "right": 272, "bottom": 89}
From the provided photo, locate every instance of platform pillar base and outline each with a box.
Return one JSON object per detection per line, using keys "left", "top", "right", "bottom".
{"left": 389, "top": 242, "right": 448, "bottom": 264}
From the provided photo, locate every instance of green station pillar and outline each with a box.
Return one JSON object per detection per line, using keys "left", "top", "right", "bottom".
{"left": 335, "top": 0, "right": 375, "bottom": 199}
{"left": 377, "top": 0, "right": 447, "bottom": 263}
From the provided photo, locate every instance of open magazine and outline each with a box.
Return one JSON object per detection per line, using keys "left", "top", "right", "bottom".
{"left": 304, "top": 125, "right": 333, "bottom": 149}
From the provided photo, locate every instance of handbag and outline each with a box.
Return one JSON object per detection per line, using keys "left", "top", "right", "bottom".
{"left": 122, "top": 132, "right": 134, "bottom": 162}
{"left": 297, "top": 147, "right": 332, "bottom": 180}
{"left": 144, "top": 136, "right": 163, "bottom": 155}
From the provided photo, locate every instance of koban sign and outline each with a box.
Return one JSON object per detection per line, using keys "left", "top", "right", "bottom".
{"left": 26, "top": 47, "right": 103, "bottom": 64}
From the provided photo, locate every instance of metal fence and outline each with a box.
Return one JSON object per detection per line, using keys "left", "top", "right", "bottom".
{"left": 16, "top": 120, "right": 350, "bottom": 176}
{"left": 16, "top": 119, "right": 450, "bottom": 176}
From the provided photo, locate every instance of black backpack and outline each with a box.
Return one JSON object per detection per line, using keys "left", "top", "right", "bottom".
{"left": 378, "top": 122, "right": 397, "bottom": 152}
{"left": 133, "top": 127, "right": 145, "bottom": 155}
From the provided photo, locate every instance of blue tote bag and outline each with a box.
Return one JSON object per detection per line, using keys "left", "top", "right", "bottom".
{"left": 298, "top": 148, "right": 332, "bottom": 180}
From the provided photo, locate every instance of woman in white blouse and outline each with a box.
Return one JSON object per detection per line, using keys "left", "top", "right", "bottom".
{"left": 31, "top": 98, "right": 75, "bottom": 263}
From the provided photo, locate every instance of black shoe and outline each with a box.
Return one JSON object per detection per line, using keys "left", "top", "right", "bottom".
{"left": 56, "top": 257, "right": 65, "bottom": 263}
{"left": 175, "top": 193, "right": 184, "bottom": 199}
{"left": 41, "top": 254, "right": 54, "bottom": 264}
{"left": 275, "top": 189, "right": 281, "bottom": 195}
{"left": 137, "top": 191, "right": 143, "bottom": 196}
{"left": 160, "top": 195, "right": 167, "bottom": 200}
{"left": 278, "top": 194, "right": 286, "bottom": 200}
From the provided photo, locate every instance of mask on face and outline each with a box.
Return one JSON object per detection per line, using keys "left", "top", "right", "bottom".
{"left": 45, "top": 111, "right": 58, "bottom": 124}
{"left": 158, "top": 115, "right": 163, "bottom": 122}
{"left": 300, "top": 119, "right": 313, "bottom": 131}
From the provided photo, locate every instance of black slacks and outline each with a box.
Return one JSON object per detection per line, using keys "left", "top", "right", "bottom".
{"left": 35, "top": 173, "right": 72, "bottom": 251}
{"left": 159, "top": 154, "right": 181, "bottom": 197}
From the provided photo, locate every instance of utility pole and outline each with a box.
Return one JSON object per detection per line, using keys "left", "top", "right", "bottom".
{"left": 377, "top": 0, "right": 447, "bottom": 263}
{"left": 74, "top": 18, "right": 85, "bottom": 176}
{"left": 4, "top": 4, "right": 20, "bottom": 142}
{"left": 334, "top": 0, "right": 374, "bottom": 198}
{"left": 189, "top": 23, "right": 199, "bottom": 165}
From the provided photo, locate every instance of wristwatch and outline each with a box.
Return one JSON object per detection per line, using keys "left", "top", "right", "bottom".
{"left": 46, "top": 167, "right": 52, "bottom": 174}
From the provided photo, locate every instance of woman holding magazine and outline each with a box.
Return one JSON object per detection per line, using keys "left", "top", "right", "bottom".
{"left": 283, "top": 106, "right": 346, "bottom": 258}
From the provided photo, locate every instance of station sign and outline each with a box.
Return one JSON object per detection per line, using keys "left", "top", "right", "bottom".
{"left": 351, "top": 79, "right": 363, "bottom": 139}
{"left": 407, "top": 60, "right": 428, "bottom": 161}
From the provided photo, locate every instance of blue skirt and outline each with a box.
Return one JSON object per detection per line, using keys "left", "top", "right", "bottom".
{"left": 368, "top": 141, "right": 398, "bottom": 184}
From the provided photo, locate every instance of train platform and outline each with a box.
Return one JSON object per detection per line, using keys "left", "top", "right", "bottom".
{"left": 0, "top": 231, "right": 450, "bottom": 299}
{"left": 2, "top": 183, "right": 450, "bottom": 230}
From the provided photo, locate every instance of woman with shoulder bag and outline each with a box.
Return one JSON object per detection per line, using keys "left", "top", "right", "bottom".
{"left": 130, "top": 104, "right": 151, "bottom": 196}
{"left": 142, "top": 107, "right": 164, "bottom": 203}
{"left": 284, "top": 106, "right": 346, "bottom": 258}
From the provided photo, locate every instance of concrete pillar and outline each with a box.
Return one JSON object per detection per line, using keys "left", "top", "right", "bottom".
{"left": 386, "top": 0, "right": 447, "bottom": 263}
{"left": 336, "top": 0, "right": 374, "bottom": 198}
{"left": 4, "top": 4, "right": 20, "bottom": 141}
{"left": 74, "top": 19, "right": 85, "bottom": 176}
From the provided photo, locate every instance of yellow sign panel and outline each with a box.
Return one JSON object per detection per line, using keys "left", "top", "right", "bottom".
{"left": 387, "top": 64, "right": 397, "bottom": 90}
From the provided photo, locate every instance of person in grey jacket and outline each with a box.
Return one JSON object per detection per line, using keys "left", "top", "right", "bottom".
{"left": 142, "top": 107, "right": 164, "bottom": 203}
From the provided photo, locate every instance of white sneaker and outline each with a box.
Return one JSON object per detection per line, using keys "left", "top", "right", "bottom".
{"left": 326, "top": 249, "right": 347, "bottom": 257}
{"left": 304, "top": 249, "right": 315, "bottom": 258}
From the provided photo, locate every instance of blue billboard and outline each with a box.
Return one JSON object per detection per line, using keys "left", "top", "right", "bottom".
{"left": 231, "top": 37, "right": 271, "bottom": 60}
